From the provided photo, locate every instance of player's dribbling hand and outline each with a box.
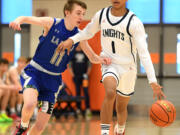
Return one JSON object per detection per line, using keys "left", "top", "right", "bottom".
{"left": 150, "top": 82, "right": 166, "bottom": 100}
{"left": 9, "top": 17, "right": 22, "bottom": 31}
{"left": 56, "top": 38, "right": 74, "bottom": 55}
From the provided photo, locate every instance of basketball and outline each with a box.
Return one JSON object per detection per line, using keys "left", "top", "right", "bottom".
{"left": 149, "top": 100, "right": 176, "bottom": 127}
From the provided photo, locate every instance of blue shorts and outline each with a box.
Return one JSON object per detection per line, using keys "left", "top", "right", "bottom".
{"left": 20, "top": 65, "right": 62, "bottom": 103}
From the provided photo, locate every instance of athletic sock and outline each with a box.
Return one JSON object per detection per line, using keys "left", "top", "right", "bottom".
{"left": 0, "top": 110, "right": 6, "bottom": 114}
{"left": 17, "top": 104, "right": 22, "bottom": 113}
{"left": 21, "top": 120, "right": 29, "bottom": 128}
{"left": 101, "top": 124, "right": 110, "bottom": 135}
{"left": 10, "top": 108, "right": 16, "bottom": 114}
{"left": 117, "top": 124, "right": 125, "bottom": 134}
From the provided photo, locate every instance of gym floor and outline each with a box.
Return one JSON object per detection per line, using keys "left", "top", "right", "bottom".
{"left": 1, "top": 115, "right": 180, "bottom": 135}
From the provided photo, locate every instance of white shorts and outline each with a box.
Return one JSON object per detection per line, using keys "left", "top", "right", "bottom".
{"left": 101, "top": 63, "right": 137, "bottom": 97}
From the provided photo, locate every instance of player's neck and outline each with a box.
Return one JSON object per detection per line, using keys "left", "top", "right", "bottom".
{"left": 64, "top": 18, "right": 75, "bottom": 31}
{"left": 111, "top": 6, "right": 127, "bottom": 17}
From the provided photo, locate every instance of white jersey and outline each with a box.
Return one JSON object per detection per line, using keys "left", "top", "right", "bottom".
{"left": 70, "top": 7, "right": 157, "bottom": 83}
{"left": 99, "top": 7, "right": 136, "bottom": 65}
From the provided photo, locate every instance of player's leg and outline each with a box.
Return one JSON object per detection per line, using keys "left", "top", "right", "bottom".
{"left": 114, "top": 70, "right": 136, "bottom": 135}
{"left": 28, "top": 76, "right": 60, "bottom": 135}
{"left": 16, "top": 93, "right": 23, "bottom": 116}
{"left": 101, "top": 76, "right": 117, "bottom": 135}
{"left": 115, "top": 95, "right": 130, "bottom": 135}
{"left": 100, "top": 64, "right": 119, "bottom": 135}
{"left": 13, "top": 88, "right": 38, "bottom": 135}
{"left": 74, "top": 76, "right": 82, "bottom": 113}
{"left": 28, "top": 112, "right": 51, "bottom": 135}
{"left": 21, "top": 88, "right": 38, "bottom": 123}
{"left": 83, "top": 85, "right": 91, "bottom": 117}
{"left": 0, "top": 89, "right": 10, "bottom": 111}
{"left": 0, "top": 89, "right": 13, "bottom": 122}
{"left": 28, "top": 100, "right": 54, "bottom": 135}
{"left": 9, "top": 91, "right": 19, "bottom": 120}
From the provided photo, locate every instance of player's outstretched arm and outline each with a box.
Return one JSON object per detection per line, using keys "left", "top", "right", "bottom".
{"left": 130, "top": 17, "right": 166, "bottom": 100}
{"left": 56, "top": 10, "right": 101, "bottom": 54}
{"left": 9, "top": 16, "right": 54, "bottom": 31}
{"left": 80, "top": 41, "right": 111, "bottom": 65}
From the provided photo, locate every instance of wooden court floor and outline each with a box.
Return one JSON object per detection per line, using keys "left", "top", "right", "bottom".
{"left": 1, "top": 115, "right": 180, "bottom": 135}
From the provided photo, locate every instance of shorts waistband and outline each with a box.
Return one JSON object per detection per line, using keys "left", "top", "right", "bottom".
{"left": 30, "top": 60, "right": 61, "bottom": 76}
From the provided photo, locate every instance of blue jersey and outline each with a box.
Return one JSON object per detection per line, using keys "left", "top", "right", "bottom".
{"left": 32, "top": 18, "right": 79, "bottom": 73}
{"left": 20, "top": 18, "right": 80, "bottom": 103}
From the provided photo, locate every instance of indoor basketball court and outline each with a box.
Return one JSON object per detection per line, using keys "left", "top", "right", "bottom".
{"left": 0, "top": 0, "right": 180, "bottom": 135}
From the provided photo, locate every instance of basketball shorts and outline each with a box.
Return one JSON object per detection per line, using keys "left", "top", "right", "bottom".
{"left": 20, "top": 64, "right": 62, "bottom": 103}
{"left": 101, "top": 63, "right": 137, "bottom": 97}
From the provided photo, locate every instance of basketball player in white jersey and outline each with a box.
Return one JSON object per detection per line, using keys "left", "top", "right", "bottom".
{"left": 57, "top": 0, "right": 166, "bottom": 135}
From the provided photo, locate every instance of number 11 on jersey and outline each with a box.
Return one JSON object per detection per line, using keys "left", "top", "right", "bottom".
{"left": 50, "top": 50, "right": 65, "bottom": 66}
{"left": 111, "top": 41, "right": 116, "bottom": 53}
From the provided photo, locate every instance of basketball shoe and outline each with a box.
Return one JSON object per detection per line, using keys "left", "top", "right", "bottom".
{"left": 13, "top": 123, "right": 29, "bottom": 135}
{"left": 9, "top": 113, "right": 20, "bottom": 121}
{"left": 0, "top": 113, "right": 13, "bottom": 122}
{"left": 114, "top": 124, "right": 125, "bottom": 135}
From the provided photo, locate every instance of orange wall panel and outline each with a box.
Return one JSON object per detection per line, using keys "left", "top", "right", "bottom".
{"left": 164, "top": 53, "right": 176, "bottom": 64}
{"left": 150, "top": 53, "right": 159, "bottom": 64}
{"left": 2, "top": 52, "right": 14, "bottom": 63}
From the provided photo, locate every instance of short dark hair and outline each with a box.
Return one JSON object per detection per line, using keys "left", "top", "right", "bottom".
{"left": 63, "top": 0, "right": 87, "bottom": 17}
{"left": 0, "top": 58, "right": 9, "bottom": 65}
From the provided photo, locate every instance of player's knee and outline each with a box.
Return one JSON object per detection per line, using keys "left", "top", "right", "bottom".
{"left": 106, "top": 89, "right": 116, "bottom": 101}
{"left": 24, "top": 101, "right": 37, "bottom": 111}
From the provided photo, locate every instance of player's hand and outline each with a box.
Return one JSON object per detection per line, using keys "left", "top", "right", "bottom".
{"left": 56, "top": 38, "right": 74, "bottom": 55}
{"left": 100, "top": 57, "right": 111, "bottom": 65}
{"left": 9, "top": 17, "right": 22, "bottom": 31}
{"left": 150, "top": 82, "right": 166, "bottom": 100}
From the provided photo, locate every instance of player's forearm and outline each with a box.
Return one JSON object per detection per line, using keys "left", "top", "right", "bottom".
{"left": 70, "top": 27, "right": 96, "bottom": 44}
{"left": 141, "top": 57, "right": 157, "bottom": 83}
{"left": 16, "top": 16, "right": 52, "bottom": 28}
{"left": 71, "top": 12, "right": 100, "bottom": 44}
{"left": 138, "top": 46, "right": 157, "bottom": 83}
{"left": 89, "top": 54, "right": 103, "bottom": 64}
{"left": 16, "top": 16, "right": 36, "bottom": 25}
{"left": 132, "top": 17, "right": 157, "bottom": 83}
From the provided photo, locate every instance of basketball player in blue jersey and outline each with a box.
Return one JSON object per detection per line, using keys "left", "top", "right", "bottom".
{"left": 57, "top": 0, "right": 166, "bottom": 135}
{"left": 9, "top": 0, "right": 111, "bottom": 135}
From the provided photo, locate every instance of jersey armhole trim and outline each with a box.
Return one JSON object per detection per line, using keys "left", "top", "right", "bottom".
{"left": 126, "top": 14, "right": 135, "bottom": 37}
{"left": 45, "top": 18, "right": 56, "bottom": 35}
{"left": 39, "top": 18, "right": 57, "bottom": 42}
{"left": 99, "top": 8, "right": 105, "bottom": 25}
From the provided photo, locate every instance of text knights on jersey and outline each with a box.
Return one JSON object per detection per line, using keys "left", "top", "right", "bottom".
{"left": 102, "top": 29, "right": 125, "bottom": 41}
